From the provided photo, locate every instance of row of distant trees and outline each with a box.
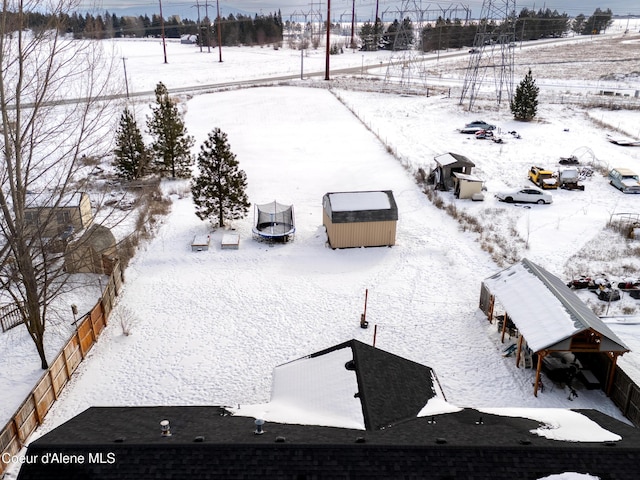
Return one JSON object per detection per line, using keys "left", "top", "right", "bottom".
{"left": 361, "top": 7, "right": 614, "bottom": 52}
{"left": 7, "top": 10, "right": 284, "bottom": 45}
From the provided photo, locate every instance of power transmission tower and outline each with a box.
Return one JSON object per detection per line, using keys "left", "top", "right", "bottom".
{"left": 459, "top": 0, "right": 516, "bottom": 110}
{"left": 382, "top": 1, "right": 424, "bottom": 93}
{"left": 382, "top": 2, "right": 469, "bottom": 94}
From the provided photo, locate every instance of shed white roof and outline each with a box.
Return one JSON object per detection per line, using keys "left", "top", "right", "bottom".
{"left": 434, "top": 152, "right": 475, "bottom": 167}
{"left": 483, "top": 259, "right": 628, "bottom": 353}
{"left": 328, "top": 191, "right": 390, "bottom": 212}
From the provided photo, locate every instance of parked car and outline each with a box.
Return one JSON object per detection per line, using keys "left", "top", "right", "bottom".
{"left": 495, "top": 186, "right": 553, "bottom": 204}
{"left": 609, "top": 167, "right": 640, "bottom": 193}
{"left": 459, "top": 121, "right": 496, "bottom": 134}
{"left": 528, "top": 166, "right": 558, "bottom": 189}
{"left": 465, "top": 120, "right": 496, "bottom": 130}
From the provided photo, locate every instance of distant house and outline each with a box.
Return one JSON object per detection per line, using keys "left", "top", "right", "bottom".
{"left": 180, "top": 34, "right": 198, "bottom": 44}
{"left": 15, "top": 339, "right": 640, "bottom": 480}
{"left": 64, "top": 224, "right": 118, "bottom": 275}
{"left": 24, "top": 191, "right": 92, "bottom": 237}
{"left": 433, "top": 152, "right": 475, "bottom": 191}
{"left": 322, "top": 191, "right": 398, "bottom": 249}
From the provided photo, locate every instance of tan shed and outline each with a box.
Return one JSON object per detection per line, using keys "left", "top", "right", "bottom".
{"left": 322, "top": 191, "right": 398, "bottom": 249}
{"left": 64, "top": 224, "right": 118, "bottom": 275}
{"left": 453, "top": 172, "right": 484, "bottom": 200}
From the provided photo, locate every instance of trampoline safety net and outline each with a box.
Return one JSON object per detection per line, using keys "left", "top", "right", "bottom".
{"left": 253, "top": 201, "right": 295, "bottom": 241}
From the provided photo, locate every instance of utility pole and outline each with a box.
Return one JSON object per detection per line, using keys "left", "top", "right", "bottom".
{"left": 204, "top": 0, "right": 211, "bottom": 53}
{"left": 374, "top": 0, "right": 380, "bottom": 47}
{"left": 350, "top": 0, "right": 355, "bottom": 49}
{"left": 216, "top": 0, "right": 223, "bottom": 62}
{"left": 158, "top": 0, "right": 168, "bottom": 63}
{"left": 193, "top": 0, "right": 203, "bottom": 52}
{"left": 122, "top": 57, "right": 130, "bottom": 98}
{"left": 324, "top": 0, "right": 330, "bottom": 80}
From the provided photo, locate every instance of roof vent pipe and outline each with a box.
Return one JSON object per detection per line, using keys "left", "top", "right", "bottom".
{"left": 254, "top": 419, "right": 265, "bottom": 435}
{"left": 160, "top": 420, "right": 172, "bottom": 437}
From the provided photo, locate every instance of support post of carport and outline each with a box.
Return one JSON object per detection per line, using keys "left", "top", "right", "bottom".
{"left": 487, "top": 295, "right": 495, "bottom": 323}
{"left": 500, "top": 312, "right": 509, "bottom": 343}
{"left": 534, "top": 351, "right": 546, "bottom": 397}
{"left": 515, "top": 335, "right": 524, "bottom": 368}
{"left": 606, "top": 352, "right": 620, "bottom": 396}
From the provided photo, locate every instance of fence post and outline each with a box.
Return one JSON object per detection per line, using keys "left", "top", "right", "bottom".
{"left": 31, "top": 393, "right": 41, "bottom": 426}
{"left": 48, "top": 369, "right": 58, "bottom": 400}
{"left": 76, "top": 326, "right": 85, "bottom": 360}
{"left": 62, "top": 345, "right": 72, "bottom": 380}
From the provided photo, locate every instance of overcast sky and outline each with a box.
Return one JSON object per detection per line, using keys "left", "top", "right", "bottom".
{"left": 88, "top": 0, "right": 640, "bottom": 20}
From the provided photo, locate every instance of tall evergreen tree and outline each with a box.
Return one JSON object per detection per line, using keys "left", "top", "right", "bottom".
{"left": 147, "top": 82, "right": 194, "bottom": 178}
{"left": 510, "top": 69, "right": 539, "bottom": 121}
{"left": 584, "top": 8, "right": 613, "bottom": 35}
{"left": 114, "top": 107, "right": 149, "bottom": 180}
{"left": 191, "top": 128, "right": 249, "bottom": 228}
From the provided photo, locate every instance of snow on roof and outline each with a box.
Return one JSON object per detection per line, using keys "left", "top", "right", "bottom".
{"left": 231, "top": 346, "right": 365, "bottom": 430}
{"left": 483, "top": 261, "right": 578, "bottom": 352}
{"left": 328, "top": 191, "right": 391, "bottom": 212}
{"left": 25, "top": 191, "right": 84, "bottom": 208}
{"left": 479, "top": 408, "right": 621, "bottom": 443}
{"left": 483, "top": 259, "right": 628, "bottom": 353}
{"left": 434, "top": 152, "right": 474, "bottom": 167}
{"left": 452, "top": 172, "right": 483, "bottom": 182}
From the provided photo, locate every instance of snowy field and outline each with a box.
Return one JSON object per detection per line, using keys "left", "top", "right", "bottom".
{"left": 3, "top": 22, "right": 640, "bottom": 479}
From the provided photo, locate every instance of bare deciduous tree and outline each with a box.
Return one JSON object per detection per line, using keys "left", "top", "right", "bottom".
{"left": 0, "top": 0, "right": 121, "bottom": 368}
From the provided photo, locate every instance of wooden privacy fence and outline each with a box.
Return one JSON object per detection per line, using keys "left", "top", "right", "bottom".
{"left": 0, "top": 262, "right": 122, "bottom": 476}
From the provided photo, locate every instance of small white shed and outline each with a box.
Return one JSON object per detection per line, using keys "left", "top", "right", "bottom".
{"left": 453, "top": 172, "right": 484, "bottom": 200}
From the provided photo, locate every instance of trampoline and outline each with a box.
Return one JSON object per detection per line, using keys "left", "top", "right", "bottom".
{"left": 252, "top": 201, "right": 295, "bottom": 243}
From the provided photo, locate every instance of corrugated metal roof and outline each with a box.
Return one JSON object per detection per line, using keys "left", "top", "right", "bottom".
{"left": 483, "top": 259, "right": 629, "bottom": 353}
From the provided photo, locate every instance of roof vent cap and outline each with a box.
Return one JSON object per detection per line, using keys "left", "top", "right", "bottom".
{"left": 275, "top": 436, "right": 286, "bottom": 443}
{"left": 160, "top": 420, "right": 172, "bottom": 437}
{"left": 254, "top": 419, "right": 265, "bottom": 435}
{"left": 435, "top": 438, "right": 447, "bottom": 444}
{"left": 194, "top": 436, "right": 205, "bottom": 443}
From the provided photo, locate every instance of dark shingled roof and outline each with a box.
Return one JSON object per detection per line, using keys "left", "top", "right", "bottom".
{"left": 17, "top": 406, "right": 640, "bottom": 480}
{"left": 305, "top": 340, "right": 437, "bottom": 430}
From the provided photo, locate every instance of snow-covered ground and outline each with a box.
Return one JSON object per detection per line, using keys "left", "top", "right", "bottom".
{"left": 3, "top": 23, "right": 640, "bottom": 479}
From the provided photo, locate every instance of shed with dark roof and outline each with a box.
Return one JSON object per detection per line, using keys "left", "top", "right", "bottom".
{"left": 322, "top": 191, "right": 398, "bottom": 249}
{"left": 433, "top": 152, "right": 475, "bottom": 191}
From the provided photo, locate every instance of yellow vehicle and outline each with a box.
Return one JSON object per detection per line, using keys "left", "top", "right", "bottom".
{"left": 528, "top": 166, "right": 558, "bottom": 189}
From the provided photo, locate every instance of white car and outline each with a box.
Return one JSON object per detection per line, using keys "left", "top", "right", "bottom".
{"left": 495, "top": 186, "right": 553, "bottom": 204}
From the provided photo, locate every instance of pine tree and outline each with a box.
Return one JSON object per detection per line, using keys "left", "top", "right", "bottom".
{"left": 114, "top": 107, "right": 149, "bottom": 180}
{"left": 510, "top": 69, "right": 539, "bottom": 121}
{"left": 191, "top": 128, "right": 250, "bottom": 228}
{"left": 147, "top": 82, "right": 195, "bottom": 178}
